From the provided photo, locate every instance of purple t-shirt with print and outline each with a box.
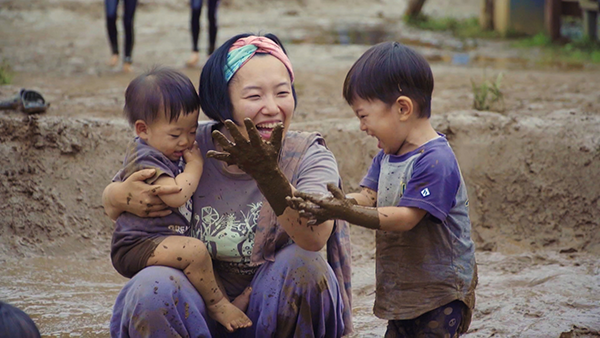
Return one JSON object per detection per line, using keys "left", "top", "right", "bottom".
{"left": 360, "top": 135, "right": 476, "bottom": 320}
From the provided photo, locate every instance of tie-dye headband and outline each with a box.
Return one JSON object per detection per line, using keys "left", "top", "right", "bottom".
{"left": 224, "top": 36, "right": 295, "bottom": 83}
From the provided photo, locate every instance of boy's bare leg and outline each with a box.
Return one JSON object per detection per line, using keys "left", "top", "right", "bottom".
{"left": 148, "top": 236, "right": 252, "bottom": 332}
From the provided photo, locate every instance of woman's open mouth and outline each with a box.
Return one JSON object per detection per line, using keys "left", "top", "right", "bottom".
{"left": 255, "top": 122, "right": 282, "bottom": 140}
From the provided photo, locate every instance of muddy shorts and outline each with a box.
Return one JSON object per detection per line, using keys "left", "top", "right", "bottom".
{"left": 111, "top": 236, "right": 166, "bottom": 278}
{"left": 384, "top": 300, "right": 466, "bottom": 338}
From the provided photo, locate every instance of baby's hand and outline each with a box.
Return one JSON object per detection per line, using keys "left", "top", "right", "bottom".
{"left": 183, "top": 142, "right": 203, "bottom": 165}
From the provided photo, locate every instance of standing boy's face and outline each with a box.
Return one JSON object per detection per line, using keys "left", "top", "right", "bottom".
{"left": 351, "top": 97, "right": 407, "bottom": 155}
{"left": 142, "top": 110, "right": 199, "bottom": 161}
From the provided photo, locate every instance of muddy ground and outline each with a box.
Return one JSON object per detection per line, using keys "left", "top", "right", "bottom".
{"left": 1, "top": 0, "right": 600, "bottom": 337}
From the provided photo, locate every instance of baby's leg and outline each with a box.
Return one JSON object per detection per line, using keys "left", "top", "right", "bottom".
{"left": 147, "top": 236, "right": 252, "bottom": 332}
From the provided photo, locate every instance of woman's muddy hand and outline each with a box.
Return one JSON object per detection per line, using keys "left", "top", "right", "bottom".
{"left": 207, "top": 118, "right": 283, "bottom": 179}
{"left": 121, "top": 169, "right": 181, "bottom": 217}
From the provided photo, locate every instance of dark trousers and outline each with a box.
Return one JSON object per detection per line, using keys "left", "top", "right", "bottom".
{"left": 190, "top": 0, "right": 220, "bottom": 54}
{"left": 105, "top": 0, "right": 138, "bottom": 62}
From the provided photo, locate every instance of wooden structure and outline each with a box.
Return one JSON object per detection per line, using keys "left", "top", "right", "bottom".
{"left": 546, "top": 0, "right": 599, "bottom": 40}
{"left": 483, "top": 0, "right": 599, "bottom": 40}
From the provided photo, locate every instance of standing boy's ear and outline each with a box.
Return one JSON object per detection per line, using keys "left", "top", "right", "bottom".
{"left": 135, "top": 120, "right": 150, "bottom": 140}
{"left": 395, "top": 96, "right": 414, "bottom": 121}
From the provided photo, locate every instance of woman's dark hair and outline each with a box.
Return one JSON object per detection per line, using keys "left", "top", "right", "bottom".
{"left": 343, "top": 42, "right": 434, "bottom": 118}
{"left": 198, "top": 33, "right": 297, "bottom": 122}
{"left": 0, "top": 301, "right": 41, "bottom": 338}
{"left": 123, "top": 66, "right": 200, "bottom": 126}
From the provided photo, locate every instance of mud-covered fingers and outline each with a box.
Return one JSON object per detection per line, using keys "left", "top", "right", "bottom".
{"left": 243, "top": 118, "right": 263, "bottom": 146}
{"left": 206, "top": 150, "right": 235, "bottom": 165}
{"left": 211, "top": 130, "right": 235, "bottom": 150}
{"left": 223, "top": 120, "right": 247, "bottom": 144}
{"left": 292, "top": 190, "right": 327, "bottom": 206}
{"left": 286, "top": 196, "right": 305, "bottom": 210}
{"left": 326, "top": 183, "right": 345, "bottom": 200}
{"left": 269, "top": 123, "right": 284, "bottom": 151}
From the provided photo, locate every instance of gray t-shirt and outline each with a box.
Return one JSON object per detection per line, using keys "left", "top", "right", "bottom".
{"left": 361, "top": 135, "right": 476, "bottom": 320}
{"left": 190, "top": 121, "right": 340, "bottom": 269}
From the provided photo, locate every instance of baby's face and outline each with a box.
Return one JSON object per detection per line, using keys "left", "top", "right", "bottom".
{"left": 145, "top": 110, "right": 199, "bottom": 161}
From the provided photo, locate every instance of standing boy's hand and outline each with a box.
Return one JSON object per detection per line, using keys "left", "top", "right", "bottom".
{"left": 287, "top": 183, "right": 358, "bottom": 224}
{"left": 183, "top": 141, "right": 203, "bottom": 166}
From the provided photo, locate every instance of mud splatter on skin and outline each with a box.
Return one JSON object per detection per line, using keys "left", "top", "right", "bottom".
{"left": 290, "top": 183, "right": 381, "bottom": 229}
{"left": 207, "top": 119, "right": 292, "bottom": 216}
{"left": 126, "top": 193, "right": 132, "bottom": 205}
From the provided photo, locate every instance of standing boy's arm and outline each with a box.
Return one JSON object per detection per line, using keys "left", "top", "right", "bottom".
{"left": 154, "top": 143, "right": 203, "bottom": 208}
{"left": 292, "top": 184, "right": 427, "bottom": 231}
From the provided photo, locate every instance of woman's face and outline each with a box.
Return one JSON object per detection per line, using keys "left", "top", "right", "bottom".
{"left": 228, "top": 54, "right": 295, "bottom": 140}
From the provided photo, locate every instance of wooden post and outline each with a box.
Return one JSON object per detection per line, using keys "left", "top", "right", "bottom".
{"left": 545, "top": 0, "right": 562, "bottom": 41}
{"left": 480, "top": 0, "right": 495, "bottom": 30}
{"left": 405, "top": 0, "right": 427, "bottom": 17}
{"left": 583, "top": 9, "right": 598, "bottom": 40}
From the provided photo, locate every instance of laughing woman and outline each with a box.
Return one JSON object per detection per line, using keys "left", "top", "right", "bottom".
{"left": 102, "top": 33, "right": 352, "bottom": 338}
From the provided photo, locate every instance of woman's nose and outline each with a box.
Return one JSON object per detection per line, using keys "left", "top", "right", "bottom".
{"left": 262, "top": 96, "right": 279, "bottom": 115}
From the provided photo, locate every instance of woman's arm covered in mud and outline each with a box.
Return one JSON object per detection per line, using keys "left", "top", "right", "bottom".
{"left": 207, "top": 119, "right": 334, "bottom": 252}
{"left": 102, "top": 168, "right": 182, "bottom": 221}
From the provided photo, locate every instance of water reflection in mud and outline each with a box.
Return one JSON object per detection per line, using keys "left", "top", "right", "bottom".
{"left": 0, "top": 256, "right": 126, "bottom": 337}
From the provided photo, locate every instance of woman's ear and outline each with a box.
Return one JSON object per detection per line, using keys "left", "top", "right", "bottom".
{"left": 395, "top": 96, "right": 414, "bottom": 121}
{"left": 135, "top": 120, "right": 150, "bottom": 140}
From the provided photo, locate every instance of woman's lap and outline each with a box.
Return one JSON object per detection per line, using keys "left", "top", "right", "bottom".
{"left": 110, "top": 244, "right": 344, "bottom": 338}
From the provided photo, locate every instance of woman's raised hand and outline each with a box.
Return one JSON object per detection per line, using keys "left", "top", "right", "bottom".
{"left": 207, "top": 118, "right": 283, "bottom": 179}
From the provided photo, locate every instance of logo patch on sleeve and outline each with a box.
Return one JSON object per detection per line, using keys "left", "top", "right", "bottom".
{"left": 420, "top": 188, "right": 430, "bottom": 197}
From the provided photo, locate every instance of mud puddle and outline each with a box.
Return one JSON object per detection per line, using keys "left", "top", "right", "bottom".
{"left": 0, "top": 256, "right": 126, "bottom": 337}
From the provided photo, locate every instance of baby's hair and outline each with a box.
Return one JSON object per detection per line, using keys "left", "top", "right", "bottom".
{"left": 198, "top": 32, "right": 297, "bottom": 122}
{"left": 343, "top": 42, "right": 434, "bottom": 118}
{"left": 124, "top": 66, "right": 200, "bottom": 126}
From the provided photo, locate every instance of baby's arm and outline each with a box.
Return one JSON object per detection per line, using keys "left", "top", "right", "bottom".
{"left": 154, "top": 143, "right": 203, "bottom": 208}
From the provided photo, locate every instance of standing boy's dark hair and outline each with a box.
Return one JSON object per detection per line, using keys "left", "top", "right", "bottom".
{"left": 124, "top": 66, "right": 200, "bottom": 126}
{"left": 198, "top": 32, "right": 297, "bottom": 122}
{"left": 343, "top": 42, "right": 434, "bottom": 118}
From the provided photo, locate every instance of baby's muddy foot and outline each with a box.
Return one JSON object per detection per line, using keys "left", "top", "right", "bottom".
{"left": 207, "top": 297, "right": 252, "bottom": 332}
{"left": 232, "top": 286, "right": 252, "bottom": 312}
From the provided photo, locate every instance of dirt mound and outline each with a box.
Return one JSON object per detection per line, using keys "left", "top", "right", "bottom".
{"left": 2, "top": 109, "right": 598, "bottom": 259}
{"left": 0, "top": 115, "right": 131, "bottom": 258}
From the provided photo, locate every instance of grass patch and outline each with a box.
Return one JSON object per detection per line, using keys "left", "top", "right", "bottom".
{"left": 0, "top": 61, "right": 12, "bottom": 85}
{"left": 513, "top": 33, "right": 600, "bottom": 64}
{"left": 471, "top": 72, "right": 505, "bottom": 112}
{"left": 405, "top": 14, "right": 501, "bottom": 39}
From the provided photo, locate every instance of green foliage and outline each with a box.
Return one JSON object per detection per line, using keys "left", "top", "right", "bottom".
{"left": 404, "top": 15, "right": 500, "bottom": 39}
{"left": 471, "top": 73, "right": 504, "bottom": 112}
{"left": 514, "top": 33, "right": 600, "bottom": 64}
{"left": 0, "top": 60, "right": 12, "bottom": 85}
